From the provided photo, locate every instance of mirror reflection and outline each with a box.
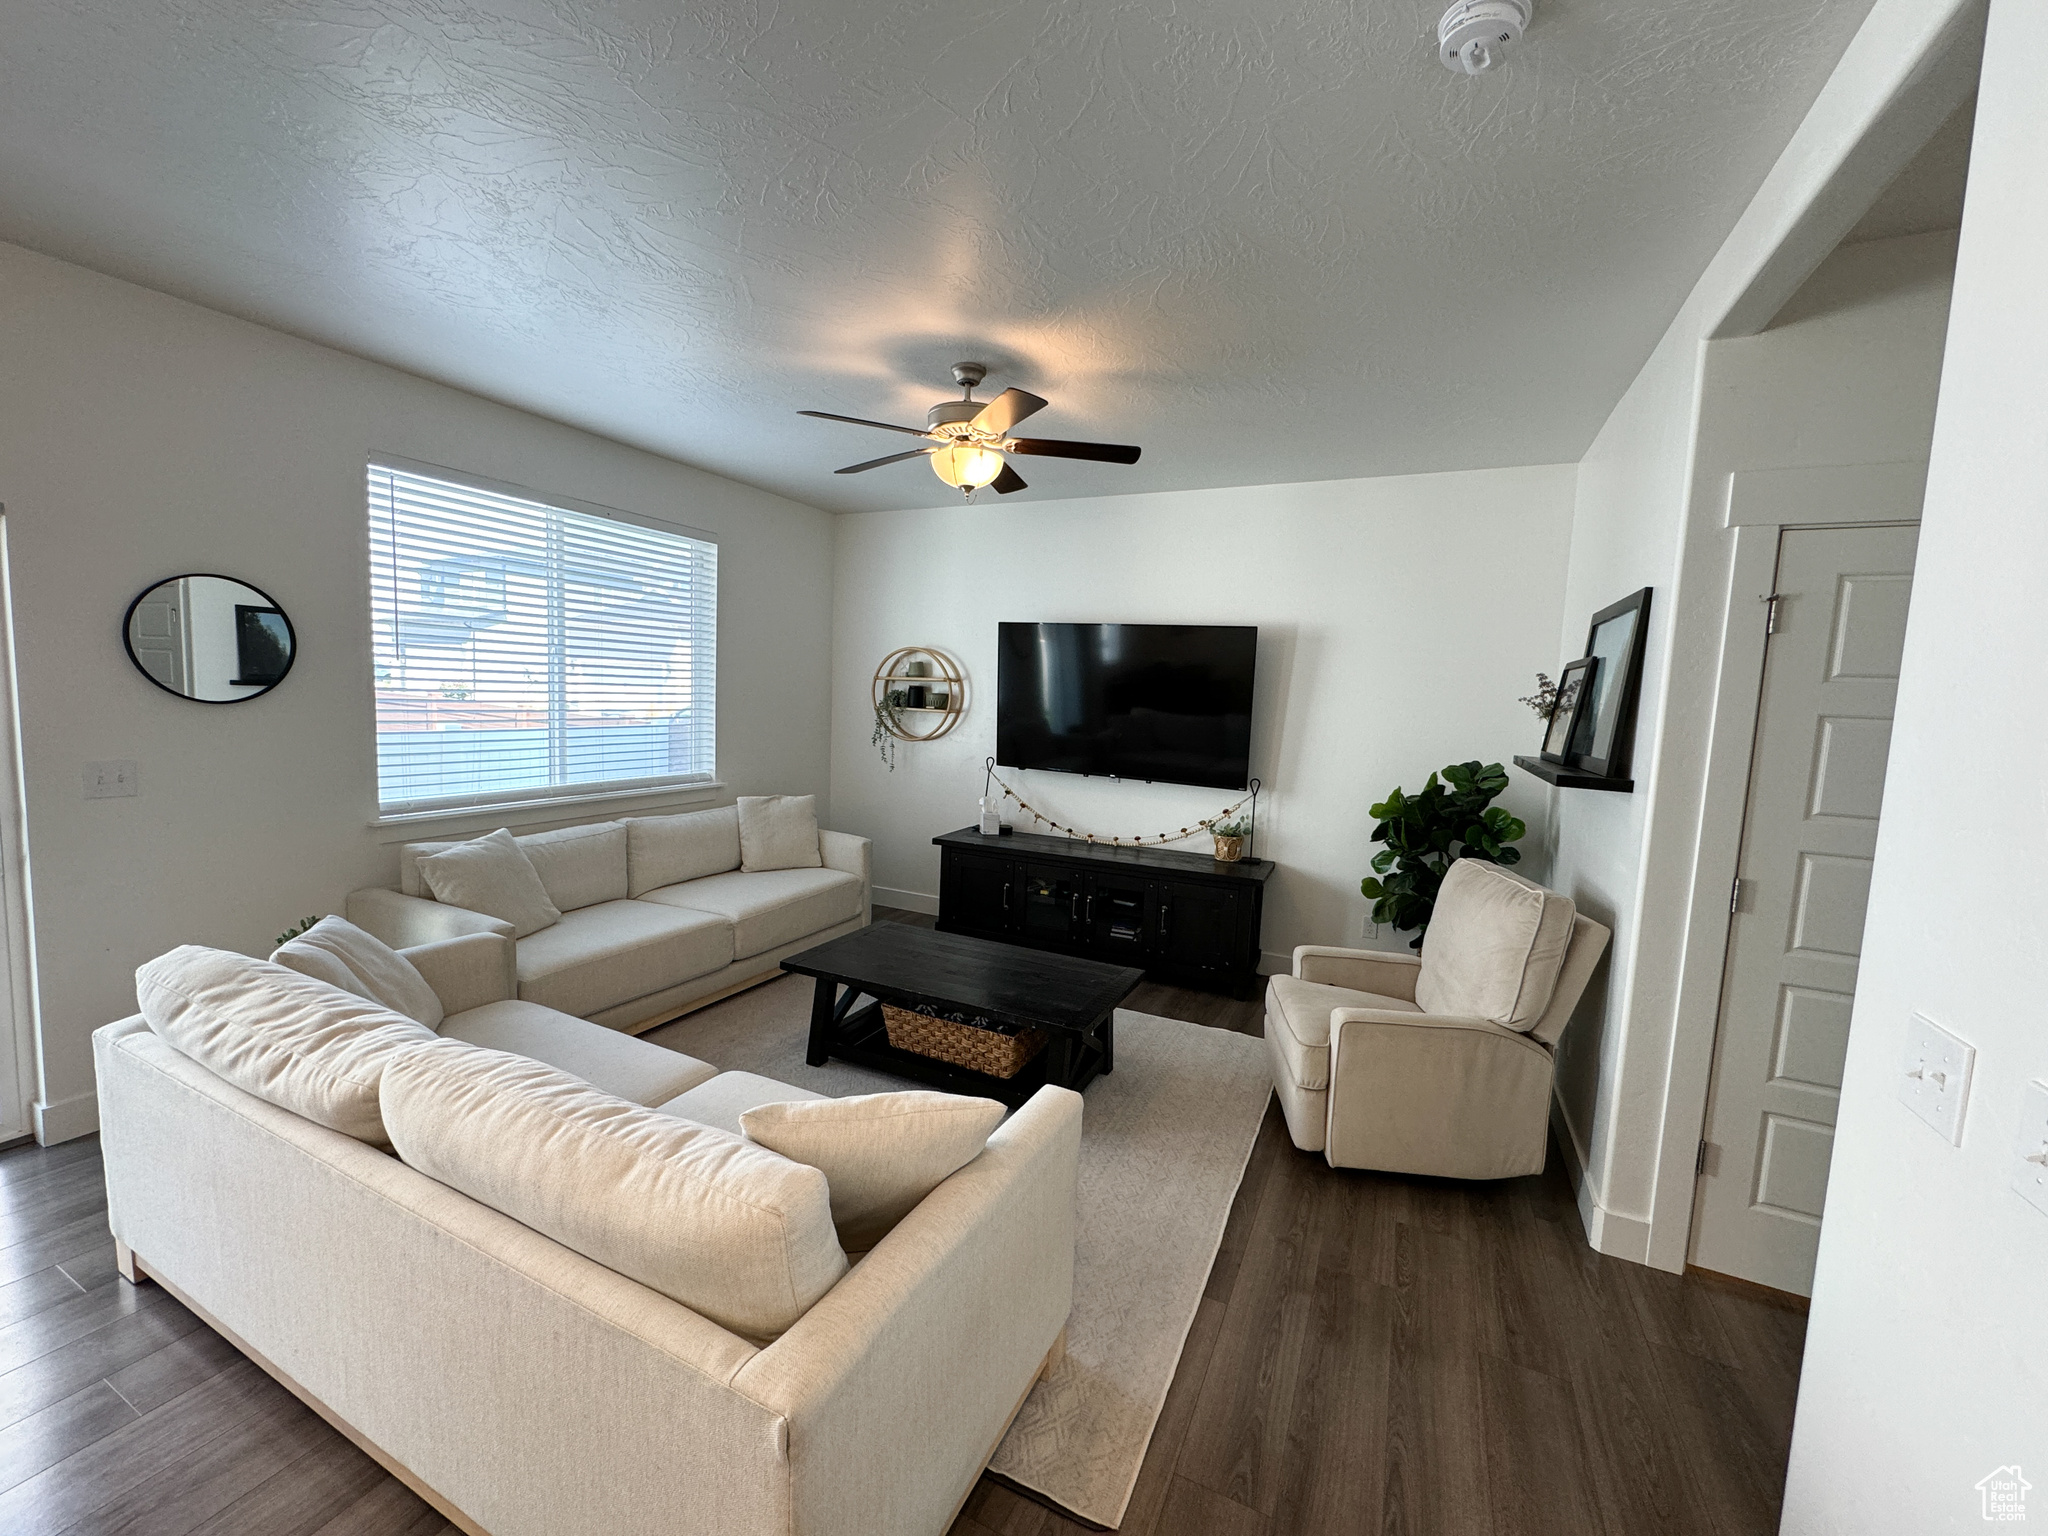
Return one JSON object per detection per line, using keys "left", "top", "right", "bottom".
{"left": 124, "top": 575, "right": 296, "bottom": 703}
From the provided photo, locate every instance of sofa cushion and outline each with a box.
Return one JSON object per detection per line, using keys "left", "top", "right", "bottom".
{"left": 737, "top": 795, "right": 822, "bottom": 873}
{"left": 740, "top": 1092, "right": 1007, "bottom": 1252}
{"left": 416, "top": 830, "right": 562, "bottom": 939}
{"left": 136, "top": 946, "right": 437, "bottom": 1147}
{"left": 623, "top": 807, "right": 741, "bottom": 896}
{"left": 639, "top": 868, "right": 862, "bottom": 960}
{"left": 382, "top": 1040, "right": 848, "bottom": 1340}
{"left": 272, "top": 916, "right": 445, "bottom": 1029}
{"left": 514, "top": 900, "right": 734, "bottom": 1019}
{"left": 439, "top": 999, "right": 718, "bottom": 1106}
{"left": 1265, "top": 973, "right": 1419, "bottom": 1091}
{"left": 1415, "top": 861, "right": 1576, "bottom": 1030}
{"left": 513, "top": 822, "right": 629, "bottom": 913}
{"left": 656, "top": 1070, "right": 827, "bottom": 1136}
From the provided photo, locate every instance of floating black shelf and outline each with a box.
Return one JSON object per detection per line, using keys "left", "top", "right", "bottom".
{"left": 1513, "top": 754, "right": 1634, "bottom": 793}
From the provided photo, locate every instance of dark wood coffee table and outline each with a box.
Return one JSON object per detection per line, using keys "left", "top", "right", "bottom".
{"left": 781, "top": 923, "right": 1145, "bottom": 1108}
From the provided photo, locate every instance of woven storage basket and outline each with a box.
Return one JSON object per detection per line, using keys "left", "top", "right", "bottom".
{"left": 881, "top": 1005, "right": 1047, "bottom": 1079}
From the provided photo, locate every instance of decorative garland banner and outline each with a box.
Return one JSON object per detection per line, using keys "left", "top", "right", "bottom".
{"left": 985, "top": 767, "right": 1254, "bottom": 848}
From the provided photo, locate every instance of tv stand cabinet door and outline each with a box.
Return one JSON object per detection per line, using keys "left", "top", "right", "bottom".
{"left": 939, "top": 850, "right": 1020, "bottom": 936}
{"left": 1153, "top": 881, "right": 1258, "bottom": 978}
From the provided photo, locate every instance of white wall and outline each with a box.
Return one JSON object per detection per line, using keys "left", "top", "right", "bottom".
{"left": 0, "top": 242, "right": 835, "bottom": 1141}
{"left": 1782, "top": 0, "right": 2048, "bottom": 1523}
{"left": 1542, "top": 0, "right": 1978, "bottom": 1263}
{"left": 1550, "top": 229, "right": 1957, "bottom": 1259}
{"left": 828, "top": 464, "right": 1576, "bottom": 966}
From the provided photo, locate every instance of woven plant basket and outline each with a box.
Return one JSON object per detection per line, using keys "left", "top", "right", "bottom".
{"left": 882, "top": 1005, "right": 1047, "bottom": 1080}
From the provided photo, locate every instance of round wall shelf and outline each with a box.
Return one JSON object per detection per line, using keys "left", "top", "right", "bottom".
{"left": 872, "top": 646, "right": 966, "bottom": 743}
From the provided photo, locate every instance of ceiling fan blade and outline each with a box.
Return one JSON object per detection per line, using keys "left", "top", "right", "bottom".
{"left": 800, "top": 409, "right": 932, "bottom": 439}
{"left": 970, "top": 389, "right": 1048, "bottom": 435}
{"left": 1005, "top": 437, "right": 1142, "bottom": 465}
{"left": 834, "top": 448, "right": 934, "bottom": 475}
{"left": 991, "top": 462, "right": 1029, "bottom": 494}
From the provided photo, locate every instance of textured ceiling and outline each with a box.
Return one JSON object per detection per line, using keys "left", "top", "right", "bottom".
{"left": 0, "top": 0, "right": 1876, "bottom": 512}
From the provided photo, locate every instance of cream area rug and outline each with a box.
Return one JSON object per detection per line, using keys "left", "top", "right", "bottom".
{"left": 647, "top": 974, "right": 1272, "bottom": 1530}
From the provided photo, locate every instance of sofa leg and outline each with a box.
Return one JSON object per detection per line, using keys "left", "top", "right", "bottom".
{"left": 115, "top": 1238, "right": 147, "bottom": 1285}
{"left": 1039, "top": 1328, "right": 1067, "bottom": 1382}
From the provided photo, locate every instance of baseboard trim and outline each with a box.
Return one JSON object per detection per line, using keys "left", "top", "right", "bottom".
{"left": 34, "top": 1090, "right": 99, "bottom": 1145}
{"left": 1548, "top": 1095, "right": 1653, "bottom": 1265}
{"left": 873, "top": 886, "right": 939, "bottom": 916}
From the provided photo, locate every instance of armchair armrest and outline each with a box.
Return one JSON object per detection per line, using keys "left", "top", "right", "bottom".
{"left": 1294, "top": 945, "right": 1422, "bottom": 1001}
{"left": 402, "top": 932, "right": 517, "bottom": 1016}
{"left": 1325, "top": 1010, "right": 1554, "bottom": 1179}
{"left": 819, "top": 830, "right": 872, "bottom": 914}
{"left": 345, "top": 887, "right": 514, "bottom": 950}
{"left": 731, "top": 1084, "right": 1080, "bottom": 1536}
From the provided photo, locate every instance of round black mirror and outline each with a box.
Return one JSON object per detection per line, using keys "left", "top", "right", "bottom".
{"left": 123, "top": 574, "right": 296, "bottom": 703}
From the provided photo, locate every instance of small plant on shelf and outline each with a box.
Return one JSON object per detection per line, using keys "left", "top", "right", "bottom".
{"left": 1211, "top": 812, "right": 1253, "bottom": 862}
{"left": 1359, "top": 761, "right": 1525, "bottom": 949}
{"left": 1517, "top": 672, "right": 1559, "bottom": 718}
{"left": 871, "top": 701, "right": 898, "bottom": 771}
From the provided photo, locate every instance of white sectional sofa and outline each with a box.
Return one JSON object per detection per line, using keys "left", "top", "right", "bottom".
{"left": 347, "top": 804, "right": 871, "bottom": 1033}
{"left": 95, "top": 927, "right": 1080, "bottom": 1536}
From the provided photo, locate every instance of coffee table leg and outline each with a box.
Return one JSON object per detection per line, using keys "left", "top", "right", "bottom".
{"left": 806, "top": 978, "right": 837, "bottom": 1067}
{"left": 1101, "top": 1011, "right": 1114, "bottom": 1075}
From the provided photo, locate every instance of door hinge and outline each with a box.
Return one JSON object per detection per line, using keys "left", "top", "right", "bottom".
{"left": 1696, "top": 1140, "right": 1708, "bottom": 1176}
{"left": 1761, "top": 592, "right": 1783, "bottom": 634}
{"left": 1695, "top": 1140, "right": 1722, "bottom": 1177}
{"left": 1729, "top": 876, "right": 1744, "bottom": 915}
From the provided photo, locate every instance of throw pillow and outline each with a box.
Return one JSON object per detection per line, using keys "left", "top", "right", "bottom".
{"left": 740, "top": 1091, "right": 1006, "bottom": 1251}
{"left": 272, "top": 915, "right": 444, "bottom": 1029}
{"left": 383, "top": 1039, "right": 847, "bottom": 1340}
{"left": 416, "top": 829, "right": 562, "bottom": 938}
{"left": 737, "top": 795, "right": 822, "bottom": 873}
{"left": 136, "top": 945, "right": 438, "bottom": 1147}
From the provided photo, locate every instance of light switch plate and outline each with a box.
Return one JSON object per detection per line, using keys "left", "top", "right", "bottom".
{"left": 1897, "top": 1012, "right": 1975, "bottom": 1145}
{"left": 2011, "top": 1081, "right": 2048, "bottom": 1219}
{"left": 83, "top": 760, "right": 138, "bottom": 799}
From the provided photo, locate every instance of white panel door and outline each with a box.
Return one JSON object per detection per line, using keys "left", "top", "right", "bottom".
{"left": 1690, "top": 522, "right": 1919, "bottom": 1295}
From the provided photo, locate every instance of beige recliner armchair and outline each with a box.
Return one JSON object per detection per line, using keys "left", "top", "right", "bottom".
{"left": 1265, "top": 860, "right": 1609, "bottom": 1179}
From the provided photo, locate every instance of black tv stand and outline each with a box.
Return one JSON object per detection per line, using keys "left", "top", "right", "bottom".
{"left": 932, "top": 828, "right": 1274, "bottom": 997}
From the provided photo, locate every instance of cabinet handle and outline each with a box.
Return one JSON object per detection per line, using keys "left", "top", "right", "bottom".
{"left": 1001, "top": 884, "right": 1012, "bottom": 913}
{"left": 1160, "top": 903, "right": 1172, "bottom": 940}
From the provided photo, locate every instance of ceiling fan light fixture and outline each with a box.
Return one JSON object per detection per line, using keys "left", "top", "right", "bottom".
{"left": 930, "top": 441, "right": 1005, "bottom": 492}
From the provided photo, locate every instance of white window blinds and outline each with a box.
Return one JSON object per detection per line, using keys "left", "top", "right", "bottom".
{"left": 368, "top": 462, "right": 717, "bottom": 815}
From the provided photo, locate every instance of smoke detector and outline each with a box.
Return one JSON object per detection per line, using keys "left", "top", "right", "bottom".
{"left": 1438, "top": 0, "right": 1532, "bottom": 74}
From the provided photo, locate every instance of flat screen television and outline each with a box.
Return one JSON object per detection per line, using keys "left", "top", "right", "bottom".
{"left": 996, "top": 622, "right": 1257, "bottom": 790}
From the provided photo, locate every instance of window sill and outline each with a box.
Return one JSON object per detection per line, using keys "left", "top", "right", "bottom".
{"left": 371, "top": 781, "right": 726, "bottom": 841}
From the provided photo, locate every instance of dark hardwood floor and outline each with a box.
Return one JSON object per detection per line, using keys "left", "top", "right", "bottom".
{"left": 0, "top": 907, "right": 1807, "bottom": 1535}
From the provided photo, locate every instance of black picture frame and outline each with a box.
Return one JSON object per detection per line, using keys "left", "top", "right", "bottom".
{"left": 1541, "top": 656, "right": 1597, "bottom": 763}
{"left": 1569, "top": 587, "right": 1653, "bottom": 779}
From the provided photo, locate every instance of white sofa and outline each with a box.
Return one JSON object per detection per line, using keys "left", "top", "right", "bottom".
{"left": 347, "top": 806, "right": 871, "bottom": 1033}
{"left": 95, "top": 929, "right": 1080, "bottom": 1536}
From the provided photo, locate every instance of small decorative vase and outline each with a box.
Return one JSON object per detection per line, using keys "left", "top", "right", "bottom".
{"left": 1213, "top": 833, "right": 1245, "bottom": 862}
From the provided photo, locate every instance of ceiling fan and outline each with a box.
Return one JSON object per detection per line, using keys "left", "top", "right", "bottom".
{"left": 800, "top": 363, "right": 1141, "bottom": 496}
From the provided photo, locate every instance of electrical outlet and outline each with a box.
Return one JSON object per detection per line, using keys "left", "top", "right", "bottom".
{"left": 82, "top": 760, "right": 139, "bottom": 800}
{"left": 2011, "top": 1081, "right": 2048, "bottom": 1219}
{"left": 1897, "top": 1012, "right": 1975, "bottom": 1145}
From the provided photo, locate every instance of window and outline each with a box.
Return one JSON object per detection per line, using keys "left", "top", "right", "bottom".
{"left": 367, "top": 461, "right": 717, "bottom": 815}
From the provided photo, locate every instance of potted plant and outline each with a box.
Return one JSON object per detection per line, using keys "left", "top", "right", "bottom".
{"left": 1359, "top": 761, "right": 1525, "bottom": 948}
{"left": 1211, "top": 813, "right": 1252, "bottom": 862}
